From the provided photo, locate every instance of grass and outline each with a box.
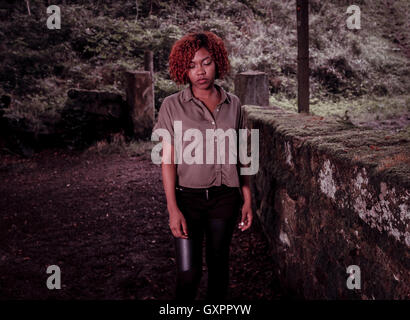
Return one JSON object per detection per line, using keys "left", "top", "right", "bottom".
{"left": 84, "top": 133, "right": 156, "bottom": 158}
{"left": 270, "top": 94, "right": 410, "bottom": 124}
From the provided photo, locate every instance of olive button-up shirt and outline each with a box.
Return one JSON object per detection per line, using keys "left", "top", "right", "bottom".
{"left": 152, "top": 84, "right": 249, "bottom": 188}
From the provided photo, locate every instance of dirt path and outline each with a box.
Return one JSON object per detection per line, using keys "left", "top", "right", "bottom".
{"left": 0, "top": 148, "right": 283, "bottom": 300}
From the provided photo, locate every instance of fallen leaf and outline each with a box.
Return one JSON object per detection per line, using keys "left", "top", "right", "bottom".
{"left": 369, "top": 145, "right": 380, "bottom": 151}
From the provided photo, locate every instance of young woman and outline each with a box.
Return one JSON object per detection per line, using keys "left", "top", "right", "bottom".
{"left": 152, "top": 31, "right": 253, "bottom": 301}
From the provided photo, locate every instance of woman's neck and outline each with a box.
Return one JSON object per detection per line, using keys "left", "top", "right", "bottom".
{"left": 191, "top": 84, "right": 220, "bottom": 101}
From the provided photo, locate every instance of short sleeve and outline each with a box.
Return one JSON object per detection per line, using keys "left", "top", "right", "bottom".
{"left": 152, "top": 98, "right": 174, "bottom": 144}
{"left": 237, "top": 104, "right": 251, "bottom": 167}
{"left": 238, "top": 104, "right": 251, "bottom": 138}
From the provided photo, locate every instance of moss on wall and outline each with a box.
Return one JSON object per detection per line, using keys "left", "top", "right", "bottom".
{"left": 245, "top": 105, "right": 410, "bottom": 299}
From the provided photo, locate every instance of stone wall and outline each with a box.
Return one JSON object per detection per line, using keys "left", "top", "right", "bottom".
{"left": 244, "top": 105, "right": 410, "bottom": 299}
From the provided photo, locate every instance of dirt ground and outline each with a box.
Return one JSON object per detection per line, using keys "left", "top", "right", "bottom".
{"left": 0, "top": 147, "right": 284, "bottom": 300}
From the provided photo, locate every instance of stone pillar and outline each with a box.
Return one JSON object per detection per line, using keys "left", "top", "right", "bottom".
{"left": 125, "top": 71, "right": 154, "bottom": 139}
{"left": 234, "top": 71, "right": 269, "bottom": 106}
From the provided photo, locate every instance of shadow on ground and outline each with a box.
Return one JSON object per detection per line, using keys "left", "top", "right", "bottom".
{"left": 0, "top": 148, "right": 286, "bottom": 300}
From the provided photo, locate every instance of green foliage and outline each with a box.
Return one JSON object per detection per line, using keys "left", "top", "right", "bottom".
{"left": 1, "top": 0, "right": 409, "bottom": 141}
{"left": 154, "top": 74, "right": 180, "bottom": 111}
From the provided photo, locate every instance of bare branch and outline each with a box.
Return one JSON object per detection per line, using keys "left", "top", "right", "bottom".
{"left": 26, "top": 0, "right": 31, "bottom": 16}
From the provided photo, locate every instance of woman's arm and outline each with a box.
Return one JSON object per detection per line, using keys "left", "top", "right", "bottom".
{"left": 239, "top": 172, "right": 253, "bottom": 232}
{"left": 240, "top": 174, "right": 252, "bottom": 206}
{"left": 237, "top": 104, "right": 253, "bottom": 231}
{"left": 161, "top": 139, "right": 188, "bottom": 239}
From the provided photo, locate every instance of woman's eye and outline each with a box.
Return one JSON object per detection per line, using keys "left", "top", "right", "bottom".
{"left": 188, "top": 60, "right": 211, "bottom": 69}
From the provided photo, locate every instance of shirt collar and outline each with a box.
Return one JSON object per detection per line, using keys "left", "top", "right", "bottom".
{"left": 182, "top": 83, "right": 231, "bottom": 104}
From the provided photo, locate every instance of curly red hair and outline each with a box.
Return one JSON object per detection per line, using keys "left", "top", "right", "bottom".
{"left": 169, "top": 31, "right": 230, "bottom": 85}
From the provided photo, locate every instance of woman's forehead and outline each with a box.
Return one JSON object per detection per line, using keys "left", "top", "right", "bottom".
{"left": 191, "top": 47, "right": 211, "bottom": 62}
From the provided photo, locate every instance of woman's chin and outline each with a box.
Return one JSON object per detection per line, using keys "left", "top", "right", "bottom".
{"left": 193, "top": 80, "right": 214, "bottom": 89}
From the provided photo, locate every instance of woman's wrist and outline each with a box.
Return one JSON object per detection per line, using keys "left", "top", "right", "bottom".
{"left": 241, "top": 183, "right": 252, "bottom": 205}
{"left": 242, "top": 197, "right": 252, "bottom": 208}
{"left": 167, "top": 202, "right": 178, "bottom": 212}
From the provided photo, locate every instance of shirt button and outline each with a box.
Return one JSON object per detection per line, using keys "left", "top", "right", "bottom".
{"left": 211, "top": 121, "right": 215, "bottom": 125}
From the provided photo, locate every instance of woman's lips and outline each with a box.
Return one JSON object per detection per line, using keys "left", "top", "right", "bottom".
{"left": 197, "top": 79, "right": 208, "bottom": 84}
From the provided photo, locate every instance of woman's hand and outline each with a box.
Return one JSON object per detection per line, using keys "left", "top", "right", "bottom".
{"left": 168, "top": 206, "right": 189, "bottom": 239}
{"left": 239, "top": 201, "right": 253, "bottom": 232}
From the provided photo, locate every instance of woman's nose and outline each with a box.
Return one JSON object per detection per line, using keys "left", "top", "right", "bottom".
{"left": 196, "top": 65, "right": 205, "bottom": 75}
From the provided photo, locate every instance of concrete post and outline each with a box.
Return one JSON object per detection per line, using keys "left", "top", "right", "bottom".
{"left": 234, "top": 71, "right": 269, "bottom": 106}
{"left": 125, "top": 71, "right": 154, "bottom": 139}
{"left": 297, "top": 0, "right": 310, "bottom": 113}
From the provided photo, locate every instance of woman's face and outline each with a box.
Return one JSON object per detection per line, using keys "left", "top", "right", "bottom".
{"left": 187, "top": 47, "right": 216, "bottom": 89}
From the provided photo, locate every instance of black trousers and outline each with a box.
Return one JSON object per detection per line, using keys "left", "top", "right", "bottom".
{"left": 173, "top": 184, "right": 242, "bottom": 301}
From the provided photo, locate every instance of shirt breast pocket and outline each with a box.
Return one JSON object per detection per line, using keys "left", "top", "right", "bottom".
{"left": 216, "top": 118, "right": 238, "bottom": 136}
